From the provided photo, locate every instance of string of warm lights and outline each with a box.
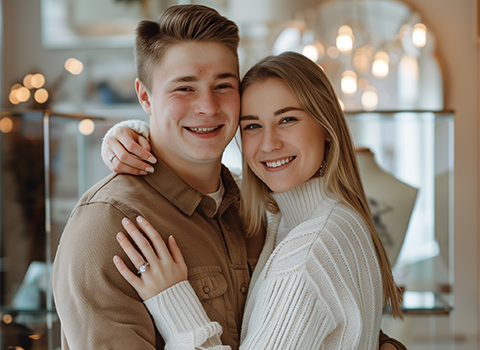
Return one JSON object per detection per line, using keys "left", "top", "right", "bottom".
{"left": 8, "top": 57, "right": 84, "bottom": 106}
{"left": 3, "top": 57, "right": 94, "bottom": 136}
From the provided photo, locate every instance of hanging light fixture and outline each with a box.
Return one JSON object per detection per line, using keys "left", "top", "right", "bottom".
{"left": 372, "top": 51, "right": 390, "bottom": 78}
{"left": 361, "top": 86, "right": 378, "bottom": 110}
{"left": 302, "top": 44, "right": 319, "bottom": 61}
{"left": 412, "top": 23, "right": 427, "bottom": 48}
{"left": 341, "top": 70, "right": 357, "bottom": 95}
{"left": 336, "top": 25, "right": 354, "bottom": 54}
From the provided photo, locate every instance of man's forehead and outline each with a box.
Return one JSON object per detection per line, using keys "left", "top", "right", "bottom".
{"left": 154, "top": 42, "right": 239, "bottom": 82}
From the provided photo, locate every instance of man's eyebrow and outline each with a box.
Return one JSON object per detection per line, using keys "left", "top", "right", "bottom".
{"left": 170, "top": 72, "right": 238, "bottom": 83}
{"left": 170, "top": 76, "right": 197, "bottom": 83}
{"left": 217, "top": 73, "right": 238, "bottom": 80}
{"left": 273, "top": 106, "right": 303, "bottom": 116}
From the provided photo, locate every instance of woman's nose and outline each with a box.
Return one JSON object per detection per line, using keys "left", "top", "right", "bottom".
{"left": 260, "top": 129, "right": 282, "bottom": 153}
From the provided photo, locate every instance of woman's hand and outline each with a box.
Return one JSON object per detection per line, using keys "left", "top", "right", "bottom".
{"left": 102, "top": 127, "right": 157, "bottom": 175}
{"left": 113, "top": 216, "right": 188, "bottom": 301}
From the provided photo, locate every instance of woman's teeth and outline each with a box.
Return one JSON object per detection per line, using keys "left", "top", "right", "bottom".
{"left": 187, "top": 126, "right": 220, "bottom": 133}
{"left": 265, "top": 156, "right": 294, "bottom": 168}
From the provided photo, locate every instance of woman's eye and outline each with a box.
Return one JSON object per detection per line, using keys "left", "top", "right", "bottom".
{"left": 242, "top": 123, "right": 261, "bottom": 131}
{"left": 177, "top": 87, "right": 193, "bottom": 91}
{"left": 280, "top": 117, "right": 297, "bottom": 124}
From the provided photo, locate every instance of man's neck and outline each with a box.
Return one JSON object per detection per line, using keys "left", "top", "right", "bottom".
{"left": 152, "top": 148, "right": 222, "bottom": 195}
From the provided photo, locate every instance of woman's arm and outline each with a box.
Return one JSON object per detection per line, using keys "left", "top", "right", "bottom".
{"left": 114, "top": 216, "right": 404, "bottom": 350}
{"left": 101, "top": 119, "right": 156, "bottom": 175}
{"left": 113, "top": 216, "right": 230, "bottom": 349}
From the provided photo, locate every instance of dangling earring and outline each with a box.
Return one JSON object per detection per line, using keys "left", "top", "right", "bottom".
{"left": 318, "top": 141, "right": 331, "bottom": 178}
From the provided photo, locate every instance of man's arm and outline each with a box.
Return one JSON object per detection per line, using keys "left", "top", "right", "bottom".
{"left": 51, "top": 203, "right": 162, "bottom": 349}
{"left": 379, "top": 330, "right": 407, "bottom": 350}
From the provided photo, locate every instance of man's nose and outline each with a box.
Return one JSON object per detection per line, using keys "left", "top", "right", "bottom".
{"left": 194, "top": 90, "right": 220, "bottom": 117}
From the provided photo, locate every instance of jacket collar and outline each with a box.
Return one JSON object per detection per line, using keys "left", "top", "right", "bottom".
{"left": 143, "top": 157, "right": 239, "bottom": 218}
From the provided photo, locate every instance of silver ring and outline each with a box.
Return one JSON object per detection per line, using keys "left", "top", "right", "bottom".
{"left": 137, "top": 261, "right": 149, "bottom": 275}
{"left": 109, "top": 154, "right": 117, "bottom": 164}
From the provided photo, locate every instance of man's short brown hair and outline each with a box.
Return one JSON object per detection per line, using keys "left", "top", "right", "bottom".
{"left": 135, "top": 4, "right": 240, "bottom": 92}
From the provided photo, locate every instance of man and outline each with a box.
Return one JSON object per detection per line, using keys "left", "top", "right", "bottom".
{"left": 52, "top": 5, "right": 263, "bottom": 349}
{"left": 53, "top": 4, "right": 403, "bottom": 349}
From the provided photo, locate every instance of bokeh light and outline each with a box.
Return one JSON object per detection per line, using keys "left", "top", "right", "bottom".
{"left": 23, "top": 74, "right": 34, "bottom": 89}
{"left": 336, "top": 34, "right": 353, "bottom": 54}
{"left": 302, "top": 44, "right": 319, "bottom": 61}
{"left": 16, "top": 87, "right": 31, "bottom": 102}
{"left": 372, "top": 51, "right": 390, "bottom": 78}
{"left": 65, "top": 58, "right": 84, "bottom": 75}
{"left": 0, "top": 116, "right": 13, "bottom": 133}
{"left": 78, "top": 119, "right": 95, "bottom": 135}
{"left": 31, "top": 73, "right": 45, "bottom": 89}
{"left": 327, "top": 46, "right": 339, "bottom": 59}
{"left": 412, "top": 23, "right": 427, "bottom": 48}
{"left": 362, "top": 89, "right": 378, "bottom": 110}
{"left": 9, "top": 90, "right": 20, "bottom": 105}
{"left": 341, "top": 70, "right": 357, "bottom": 95}
{"left": 34, "top": 88, "right": 49, "bottom": 104}
{"left": 2, "top": 314, "right": 13, "bottom": 324}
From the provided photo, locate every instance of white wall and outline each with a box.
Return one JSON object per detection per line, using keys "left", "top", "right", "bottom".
{"left": 2, "top": 0, "right": 479, "bottom": 346}
{"left": 400, "top": 0, "right": 479, "bottom": 344}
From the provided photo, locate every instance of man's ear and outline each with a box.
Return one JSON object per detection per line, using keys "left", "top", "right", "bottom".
{"left": 136, "top": 79, "right": 152, "bottom": 115}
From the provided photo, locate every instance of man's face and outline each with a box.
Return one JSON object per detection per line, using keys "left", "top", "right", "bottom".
{"left": 136, "top": 42, "right": 240, "bottom": 170}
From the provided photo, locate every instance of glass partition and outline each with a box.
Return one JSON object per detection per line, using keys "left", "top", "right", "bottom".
{"left": 345, "top": 110, "right": 454, "bottom": 297}
{"left": 0, "top": 110, "right": 121, "bottom": 350}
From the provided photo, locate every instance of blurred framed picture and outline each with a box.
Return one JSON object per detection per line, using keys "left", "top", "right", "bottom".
{"left": 84, "top": 53, "right": 138, "bottom": 107}
{"left": 41, "top": 0, "right": 163, "bottom": 49}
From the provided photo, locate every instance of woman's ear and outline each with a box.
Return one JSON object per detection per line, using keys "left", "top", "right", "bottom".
{"left": 135, "top": 79, "right": 152, "bottom": 115}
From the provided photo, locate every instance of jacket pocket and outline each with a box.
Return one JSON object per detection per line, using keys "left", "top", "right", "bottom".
{"left": 188, "top": 265, "right": 228, "bottom": 300}
{"left": 188, "top": 266, "right": 238, "bottom": 345}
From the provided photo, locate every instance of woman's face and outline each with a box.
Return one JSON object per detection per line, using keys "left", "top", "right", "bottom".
{"left": 240, "top": 77, "right": 330, "bottom": 193}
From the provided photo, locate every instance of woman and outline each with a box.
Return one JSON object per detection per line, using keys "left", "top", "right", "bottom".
{"left": 107, "top": 52, "right": 403, "bottom": 349}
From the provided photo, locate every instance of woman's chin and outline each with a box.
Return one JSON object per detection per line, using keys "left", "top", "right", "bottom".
{"left": 266, "top": 181, "right": 298, "bottom": 194}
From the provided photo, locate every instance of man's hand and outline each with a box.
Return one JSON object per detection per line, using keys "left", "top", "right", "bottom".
{"left": 101, "top": 126, "right": 157, "bottom": 175}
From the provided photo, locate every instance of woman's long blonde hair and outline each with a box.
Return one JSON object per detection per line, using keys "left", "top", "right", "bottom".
{"left": 239, "top": 51, "right": 403, "bottom": 319}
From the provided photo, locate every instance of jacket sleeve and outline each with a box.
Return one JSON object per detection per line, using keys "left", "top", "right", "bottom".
{"left": 379, "top": 331, "right": 408, "bottom": 350}
{"left": 51, "top": 203, "right": 162, "bottom": 349}
{"left": 145, "top": 281, "right": 230, "bottom": 350}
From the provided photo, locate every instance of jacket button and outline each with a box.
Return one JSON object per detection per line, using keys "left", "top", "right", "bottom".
{"left": 203, "top": 286, "right": 211, "bottom": 294}
{"left": 240, "top": 286, "right": 247, "bottom": 294}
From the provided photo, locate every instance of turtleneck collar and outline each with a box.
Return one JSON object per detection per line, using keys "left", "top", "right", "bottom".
{"left": 272, "top": 177, "right": 337, "bottom": 230}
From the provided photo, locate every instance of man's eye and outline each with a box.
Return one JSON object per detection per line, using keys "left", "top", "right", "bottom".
{"left": 216, "top": 84, "right": 231, "bottom": 89}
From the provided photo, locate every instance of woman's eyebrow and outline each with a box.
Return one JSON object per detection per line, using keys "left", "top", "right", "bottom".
{"left": 274, "top": 106, "right": 303, "bottom": 116}
{"left": 239, "top": 115, "right": 258, "bottom": 122}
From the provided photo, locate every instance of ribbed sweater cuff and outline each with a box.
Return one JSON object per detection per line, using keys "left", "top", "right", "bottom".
{"left": 101, "top": 119, "right": 150, "bottom": 153}
{"left": 144, "top": 281, "right": 223, "bottom": 349}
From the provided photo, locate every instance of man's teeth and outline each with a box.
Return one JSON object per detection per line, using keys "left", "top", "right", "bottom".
{"left": 265, "top": 157, "right": 294, "bottom": 168}
{"left": 187, "top": 126, "right": 220, "bottom": 133}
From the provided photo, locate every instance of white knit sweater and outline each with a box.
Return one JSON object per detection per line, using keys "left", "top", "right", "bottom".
{"left": 144, "top": 177, "right": 383, "bottom": 349}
